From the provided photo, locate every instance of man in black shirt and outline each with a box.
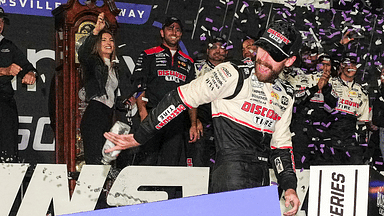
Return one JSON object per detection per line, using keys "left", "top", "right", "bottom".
{"left": 0, "top": 7, "right": 37, "bottom": 162}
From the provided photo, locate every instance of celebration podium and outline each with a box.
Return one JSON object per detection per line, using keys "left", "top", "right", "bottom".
{"left": 61, "top": 185, "right": 282, "bottom": 216}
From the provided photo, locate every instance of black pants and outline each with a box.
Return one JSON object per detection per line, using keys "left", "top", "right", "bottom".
{"left": 186, "top": 123, "right": 215, "bottom": 167}
{"left": 0, "top": 96, "right": 19, "bottom": 162}
{"left": 211, "top": 152, "right": 270, "bottom": 193}
{"left": 80, "top": 100, "right": 114, "bottom": 165}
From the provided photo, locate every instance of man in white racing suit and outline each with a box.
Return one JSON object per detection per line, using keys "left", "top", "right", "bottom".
{"left": 105, "top": 20, "right": 303, "bottom": 216}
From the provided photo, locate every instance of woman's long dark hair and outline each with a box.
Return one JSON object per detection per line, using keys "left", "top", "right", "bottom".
{"left": 91, "top": 29, "right": 116, "bottom": 66}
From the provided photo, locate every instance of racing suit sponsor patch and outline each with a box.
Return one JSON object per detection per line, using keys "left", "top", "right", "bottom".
{"left": 219, "top": 67, "right": 232, "bottom": 78}
{"left": 274, "top": 157, "right": 284, "bottom": 174}
{"left": 178, "top": 56, "right": 187, "bottom": 62}
{"left": 281, "top": 96, "right": 289, "bottom": 106}
{"left": 205, "top": 71, "right": 226, "bottom": 91}
{"left": 155, "top": 104, "right": 186, "bottom": 129}
{"left": 158, "top": 70, "right": 187, "bottom": 83}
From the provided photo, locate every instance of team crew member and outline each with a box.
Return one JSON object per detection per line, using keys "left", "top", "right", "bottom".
{"left": 188, "top": 36, "right": 228, "bottom": 168}
{"left": 328, "top": 54, "right": 370, "bottom": 165}
{"left": 105, "top": 20, "right": 303, "bottom": 216}
{"left": 242, "top": 37, "right": 257, "bottom": 59}
{"left": 131, "top": 16, "right": 195, "bottom": 166}
{"left": 280, "top": 53, "right": 338, "bottom": 168}
{"left": 0, "top": 7, "right": 37, "bottom": 162}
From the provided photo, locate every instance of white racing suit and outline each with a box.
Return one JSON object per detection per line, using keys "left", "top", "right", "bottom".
{"left": 134, "top": 60, "right": 297, "bottom": 192}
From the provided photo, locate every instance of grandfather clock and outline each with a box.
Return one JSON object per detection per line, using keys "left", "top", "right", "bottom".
{"left": 52, "top": 0, "right": 119, "bottom": 192}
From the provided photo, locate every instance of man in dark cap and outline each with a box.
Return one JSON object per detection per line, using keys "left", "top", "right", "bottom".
{"left": 327, "top": 53, "right": 369, "bottom": 165}
{"left": 187, "top": 36, "right": 228, "bottom": 169}
{"left": 106, "top": 20, "right": 302, "bottom": 215}
{"left": 242, "top": 37, "right": 257, "bottom": 60}
{"left": 0, "top": 7, "right": 37, "bottom": 162}
{"left": 131, "top": 16, "right": 194, "bottom": 167}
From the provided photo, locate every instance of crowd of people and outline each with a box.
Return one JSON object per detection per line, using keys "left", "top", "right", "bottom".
{"left": 2, "top": 6, "right": 384, "bottom": 215}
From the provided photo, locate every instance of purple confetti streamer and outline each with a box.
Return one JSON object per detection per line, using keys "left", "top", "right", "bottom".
{"left": 205, "top": 17, "right": 213, "bottom": 23}
{"left": 243, "top": 1, "right": 249, "bottom": 7}
{"left": 331, "top": 110, "right": 339, "bottom": 115}
{"left": 210, "top": 158, "right": 215, "bottom": 163}
{"left": 301, "top": 156, "right": 306, "bottom": 163}
{"left": 346, "top": 151, "right": 351, "bottom": 157}
{"left": 308, "top": 144, "right": 315, "bottom": 148}
{"left": 227, "top": 1, "right": 234, "bottom": 5}
{"left": 226, "top": 45, "right": 234, "bottom": 50}
{"left": 330, "top": 147, "right": 335, "bottom": 155}
{"left": 206, "top": 124, "right": 211, "bottom": 128}
{"left": 285, "top": 10, "right": 292, "bottom": 17}
{"left": 212, "top": 27, "right": 218, "bottom": 31}
{"left": 152, "top": 21, "right": 163, "bottom": 29}
{"left": 360, "top": 143, "right": 368, "bottom": 147}
{"left": 376, "top": 161, "right": 384, "bottom": 165}
{"left": 316, "top": 128, "right": 324, "bottom": 133}
{"left": 313, "top": 122, "right": 321, "bottom": 125}
{"left": 320, "top": 144, "right": 325, "bottom": 148}
{"left": 320, "top": 148, "right": 324, "bottom": 154}
{"left": 259, "top": 14, "right": 266, "bottom": 19}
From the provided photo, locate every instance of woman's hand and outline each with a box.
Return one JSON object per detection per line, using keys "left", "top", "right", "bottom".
{"left": 93, "top": 12, "right": 106, "bottom": 35}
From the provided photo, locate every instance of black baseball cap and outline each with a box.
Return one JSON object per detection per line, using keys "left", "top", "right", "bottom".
{"left": 255, "top": 20, "right": 302, "bottom": 62}
{"left": 208, "top": 36, "right": 226, "bottom": 49}
{"left": 0, "top": 7, "right": 10, "bottom": 25}
{"left": 341, "top": 52, "right": 358, "bottom": 64}
{"left": 162, "top": 16, "right": 183, "bottom": 31}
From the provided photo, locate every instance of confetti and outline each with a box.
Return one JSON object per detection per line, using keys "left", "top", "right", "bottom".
{"left": 205, "top": 17, "right": 213, "bottom": 23}
{"left": 152, "top": 21, "right": 162, "bottom": 29}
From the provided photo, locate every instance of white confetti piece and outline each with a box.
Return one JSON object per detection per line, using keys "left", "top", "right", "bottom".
{"left": 376, "top": 39, "right": 382, "bottom": 45}
{"left": 284, "top": 2, "right": 295, "bottom": 11}
{"left": 40, "top": 74, "right": 46, "bottom": 83}
{"left": 240, "top": 4, "right": 247, "bottom": 13}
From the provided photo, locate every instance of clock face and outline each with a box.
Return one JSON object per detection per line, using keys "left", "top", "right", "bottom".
{"left": 75, "top": 21, "right": 95, "bottom": 63}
